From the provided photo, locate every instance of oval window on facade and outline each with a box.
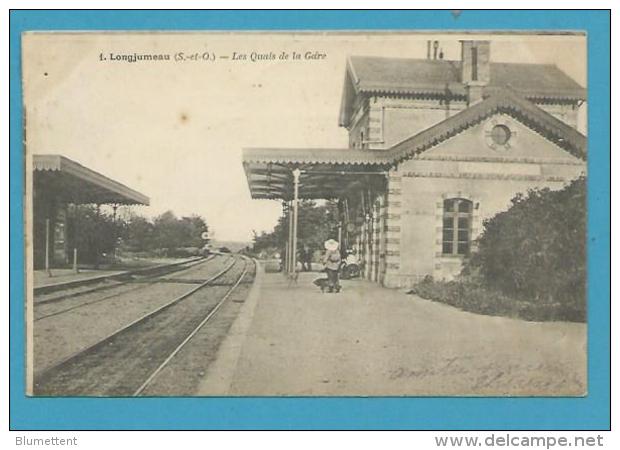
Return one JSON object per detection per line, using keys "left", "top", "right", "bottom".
{"left": 490, "top": 124, "right": 512, "bottom": 146}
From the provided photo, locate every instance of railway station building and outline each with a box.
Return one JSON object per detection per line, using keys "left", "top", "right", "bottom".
{"left": 32, "top": 154, "right": 149, "bottom": 270}
{"left": 243, "top": 40, "right": 587, "bottom": 288}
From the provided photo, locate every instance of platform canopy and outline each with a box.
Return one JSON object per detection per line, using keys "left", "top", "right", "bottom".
{"left": 33, "top": 154, "right": 150, "bottom": 205}
{"left": 242, "top": 147, "right": 391, "bottom": 200}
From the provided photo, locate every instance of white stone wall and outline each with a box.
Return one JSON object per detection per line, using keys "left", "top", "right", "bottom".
{"left": 348, "top": 96, "right": 582, "bottom": 151}
{"left": 379, "top": 114, "right": 586, "bottom": 288}
{"left": 376, "top": 97, "right": 468, "bottom": 149}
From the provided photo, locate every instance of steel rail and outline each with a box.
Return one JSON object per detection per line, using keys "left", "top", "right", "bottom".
{"left": 132, "top": 256, "right": 251, "bottom": 396}
{"left": 33, "top": 255, "right": 237, "bottom": 384}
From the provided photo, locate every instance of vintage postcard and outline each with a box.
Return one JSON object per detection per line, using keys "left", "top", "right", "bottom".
{"left": 22, "top": 31, "right": 587, "bottom": 397}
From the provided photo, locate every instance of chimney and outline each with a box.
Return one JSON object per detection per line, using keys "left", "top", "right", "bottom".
{"left": 460, "top": 40, "right": 490, "bottom": 103}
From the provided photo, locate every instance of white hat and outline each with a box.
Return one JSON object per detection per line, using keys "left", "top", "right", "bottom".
{"left": 324, "top": 239, "right": 339, "bottom": 251}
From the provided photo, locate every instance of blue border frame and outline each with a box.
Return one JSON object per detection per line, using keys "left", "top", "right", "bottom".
{"left": 9, "top": 10, "right": 610, "bottom": 430}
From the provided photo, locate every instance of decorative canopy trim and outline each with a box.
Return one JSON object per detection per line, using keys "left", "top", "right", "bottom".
{"left": 243, "top": 147, "right": 391, "bottom": 166}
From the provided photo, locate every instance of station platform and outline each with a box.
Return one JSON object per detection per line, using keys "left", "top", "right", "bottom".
{"left": 33, "top": 257, "right": 201, "bottom": 292}
{"left": 199, "top": 265, "right": 587, "bottom": 396}
{"left": 33, "top": 269, "right": 127, "bottom": 290}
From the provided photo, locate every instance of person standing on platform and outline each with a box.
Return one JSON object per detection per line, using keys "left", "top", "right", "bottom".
{"left": 301, "top": 244, "right": 313, "bottom": 271}
{"left": 322, "top": 239, "right": 341, "bottom": 293}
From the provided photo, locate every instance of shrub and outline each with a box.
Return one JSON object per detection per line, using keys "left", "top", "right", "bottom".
{"left": 466, "top": 176, "right": 586, "bottom": 314}
{"left": 410, "top": 177, "right": 587, "bottom": 323}
{"left": 409, "top": 277, "right": 585, "bottom": 322}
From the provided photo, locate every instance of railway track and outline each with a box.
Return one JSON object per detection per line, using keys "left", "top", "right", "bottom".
{"left": 33, "top": 255, "right": 223, "bottom": 321}
{"left": 33, "top": 255, "right": 253, "bottom": 396}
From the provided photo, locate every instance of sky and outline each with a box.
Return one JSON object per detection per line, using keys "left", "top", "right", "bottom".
{"left": 22, "top": 32, "right": 586, "bottom": 242}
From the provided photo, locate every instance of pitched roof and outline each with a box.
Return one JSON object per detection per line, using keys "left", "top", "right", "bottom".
{"left": 348, "top": 56, "right": 466, "bottom": 96}
{"left": 33, "top": 154, "right": 150, "bottom": 205}
{"left": 340, "top": 56, "right": 586, "bottom": 127}
{"left": 348, "top": 56, "right": 586, "bottom": 100}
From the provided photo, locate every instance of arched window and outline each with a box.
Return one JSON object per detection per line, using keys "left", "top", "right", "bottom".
{"left": 442, "top": 198, "right": 473, "bottom": 256}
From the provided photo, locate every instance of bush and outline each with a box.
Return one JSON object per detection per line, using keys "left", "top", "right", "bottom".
{"left": 409, "top": 277, "right": 585, "bottom": 322}
{"left": 467, "top": 176, "right": 586, "bottom": 314}
{"left": 409, "top": 177, "right": 587, "bottom": 323}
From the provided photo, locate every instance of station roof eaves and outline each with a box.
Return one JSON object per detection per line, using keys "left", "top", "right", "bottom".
{"left": 244, "top": 89, "right": 587, "bottom": 201}
{"left": 33, "top": 154, "right": 150, "bottom": 206}
{"left": 242, "top": 148, "right": 390, "bottom": 200}
{"left": 243, "top": 147, "right": 392, "bottom": 166}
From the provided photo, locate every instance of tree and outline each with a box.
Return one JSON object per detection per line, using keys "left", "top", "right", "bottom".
{"left": 150, "top": 211, "right": 177, "bottom": 250}
{"left": 466, "top": 176, "right": 586, "bottom": 308}
{"left": 179, "top": 215, "right": 209, "bottom": 248}
{"left": 149, "top": 210, "right": 209, "bottom": 252}
{"left": 251, "top": 200, "right": 340, "bottom": 257}
{"left": 122, "top": 213, "right": 154, "bottom": 252}
{"left": 120, "top": 210, "right": 209, "bottom": 256}
{"left": 67, "top": 205, "right": 118, "bottom": 264}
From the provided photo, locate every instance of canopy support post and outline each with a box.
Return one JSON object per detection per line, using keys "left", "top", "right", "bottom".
{"left": 112, "top": 204, "right": 118, "bottom": 262}
{"left": 337, "top": 198, "right": 343, "bottom": 254}
{"left": 287, "top": 200, "right": 293, "bottom": 273}
{"left": 71, "top": 204, "right": 79, "bottom": 273}
{"left": 94, "top": 204, "right": 101, "bottom": 269}
{"left": 45, "top": 218, "right": 51, "bottom": 277}
{"left": 291, "top": 168, "right": 301, "bottom": 274}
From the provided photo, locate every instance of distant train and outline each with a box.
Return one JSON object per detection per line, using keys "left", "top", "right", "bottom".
{"left": 201, "top": 243, "right": 232, "bottom": 256}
